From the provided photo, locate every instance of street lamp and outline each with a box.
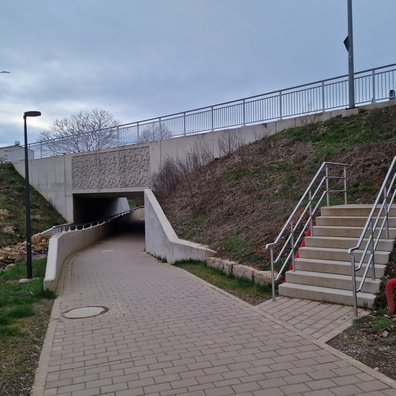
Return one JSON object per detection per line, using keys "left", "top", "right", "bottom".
{"left": 24, "top": 111, "right": 41, "bottom": 279}
{"left": 346, "top": 0, "right": 355, "bottom": 109}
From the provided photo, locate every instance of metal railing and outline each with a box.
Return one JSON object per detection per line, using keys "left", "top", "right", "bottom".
{"left": 349, "top": 156, "right": 396, "bottom": 316}
{"left": 52, "top": 209, "right": 134, "bottom": 236}
{"left": 265, "top": 162, "right": 348, "bottom": 301}
{"left": 28, "top": 63, "right": 396, "bottom": 159}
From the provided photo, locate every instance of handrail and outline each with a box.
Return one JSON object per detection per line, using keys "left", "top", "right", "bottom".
{"left": 51, "top": 207, "right": 140, "bottom": 236}
{"left": 348, "top": 156, "right": 396, "bottom": 316}
{"left": 266, "top": 162, "right": 347, "bottom": 301}
{"left": 28, "top": 63, "right": 396, "bottom": 159}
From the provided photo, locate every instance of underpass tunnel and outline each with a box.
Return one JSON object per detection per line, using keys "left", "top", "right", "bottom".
{"left": 72, "top": 192, "right": 145, "bottom": 236}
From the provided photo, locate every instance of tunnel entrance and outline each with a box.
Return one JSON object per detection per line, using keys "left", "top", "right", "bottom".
{"left": 73, "top": 191, "right": 144, "bottom": 224}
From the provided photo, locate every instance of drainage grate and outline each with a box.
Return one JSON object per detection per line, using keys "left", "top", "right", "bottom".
{"left": 62, "top": 306, "right": 109, "bottom": 319}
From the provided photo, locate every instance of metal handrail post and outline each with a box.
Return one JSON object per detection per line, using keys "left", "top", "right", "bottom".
{"left": 183, "top": 112, "right": 186, "bottom": 136}
{"left": 309, "top": 190, "right": 313, "bottom": 235}
{"left": 321, "top": 81, "right": 325, "bottom": 112}
{"left": 211, "top": 106, "right": 214, "bottom": 132}
{"left": 351, "top": 255, "right": 358, "bottom": 317}
{"left": 325, "top": 164, "right": 330, "bottom": 206}
{"left": 242, "top": 99, "right": 246, "bottom": 126}
{"left": 279, "top": 91, "right": 283, "bottom": 120}
{"left": 270, "top": 248, "right": 276, "bottom": 301}
{"left": 369, "top": 221, "right": 376, "bottom": 280}
{"left": 290, "top": 222, "right": 295, "bottom": 271}
{"left": 343, "top": 166, "right": 348, "bottom": 204}
{"left": 383, "top": 187, "right": 390, "bottom": 239}
{"left": 372, "top": 70, "right": 376, "bottom": 103}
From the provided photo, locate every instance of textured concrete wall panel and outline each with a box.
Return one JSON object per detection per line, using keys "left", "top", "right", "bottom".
{"left": 72, "top": 146, "right": 150, "bottom": 190}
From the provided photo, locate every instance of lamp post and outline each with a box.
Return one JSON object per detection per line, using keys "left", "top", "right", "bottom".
{"left": 347, "top": 0, "right": 355, "bottom": 108}
{"left": 24, "top": 111, "right": 41, "bottom": 279}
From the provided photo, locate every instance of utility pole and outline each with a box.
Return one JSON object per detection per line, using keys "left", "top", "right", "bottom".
{"left": 346, "top": 0, "right": 355, "bottom": 108}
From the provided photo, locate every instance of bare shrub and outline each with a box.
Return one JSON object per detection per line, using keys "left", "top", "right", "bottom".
{"left": 151, "top": 157, "right": 182, "bottom": 195}
{"left": 217, "top": 130, "right": 244, "bottom": 157}
{"left": 140, "top": 122, "right": 172, "bottom": 142}
{"left": 151, "top": 141, "right": 214, "bottom": 197}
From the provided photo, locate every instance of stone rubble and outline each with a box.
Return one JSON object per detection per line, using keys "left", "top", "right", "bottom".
{"left": 0, "top": 233, "right": 49, "bottom": 270}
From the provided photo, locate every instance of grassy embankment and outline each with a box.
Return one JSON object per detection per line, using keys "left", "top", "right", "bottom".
{"left": 0, "top": 163, "right": 64, "bottom": 395}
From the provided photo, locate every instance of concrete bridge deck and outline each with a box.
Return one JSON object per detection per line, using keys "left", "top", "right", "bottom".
{"left": 33, "top": 227, "right": 396, "bottom": 396}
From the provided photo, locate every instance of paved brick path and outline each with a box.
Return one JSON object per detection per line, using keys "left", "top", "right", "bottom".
{"left": 33, "top": 228, "right": 396, "bottom": 396}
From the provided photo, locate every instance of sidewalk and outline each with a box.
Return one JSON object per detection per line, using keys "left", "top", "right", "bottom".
{"left": 33, "top": 228, "right": 396, "bottom": 396}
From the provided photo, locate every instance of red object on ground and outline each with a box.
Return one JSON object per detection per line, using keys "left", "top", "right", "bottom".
{"left": 385, "top": 278, "right": 396, "bottom": 314}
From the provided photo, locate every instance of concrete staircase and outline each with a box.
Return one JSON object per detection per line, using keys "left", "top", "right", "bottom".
{"left": 278, "top": 204, "right": 396, "bottom": 308}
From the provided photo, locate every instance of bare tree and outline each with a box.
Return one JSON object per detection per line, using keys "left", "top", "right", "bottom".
{"left": 140, "top": 122, "right": 172, "bottom": 142}
{"left": 38, "top": 109, "right": 121, "bottom": 154}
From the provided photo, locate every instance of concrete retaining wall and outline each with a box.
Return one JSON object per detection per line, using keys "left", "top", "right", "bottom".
{"left": 44, "top": 215, "right": 131, "bottom": 292}
{"left": 144, "top": 189, "right": 216, "bottom": 263}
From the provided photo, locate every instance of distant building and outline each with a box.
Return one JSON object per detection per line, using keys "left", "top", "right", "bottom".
{"left": 0, "top": 141, "right": 33, "bottom": 162}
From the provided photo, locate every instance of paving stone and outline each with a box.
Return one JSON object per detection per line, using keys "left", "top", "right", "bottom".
{"left": 31, "top": 232, "right": 396, "bottom": 396}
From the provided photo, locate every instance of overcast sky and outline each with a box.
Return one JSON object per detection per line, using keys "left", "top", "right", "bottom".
{"left": 1, "top": 0, "right": 395, "bottom": 146}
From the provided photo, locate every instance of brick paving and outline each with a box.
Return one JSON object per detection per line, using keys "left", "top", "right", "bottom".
{"left": 32, "top": 228, "right": 396, "bottom": 396}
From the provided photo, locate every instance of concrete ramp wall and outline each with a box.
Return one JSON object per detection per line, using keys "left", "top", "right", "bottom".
{"left": 144, "top": 189, "right": 216, "bottom": 263}
{"left": 44, "top": 214, "right": 131, "bottom": 292}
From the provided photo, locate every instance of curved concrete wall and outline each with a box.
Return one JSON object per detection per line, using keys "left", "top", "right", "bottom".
{"left": 44, "top": 214, "right": 132, "bottom": 292}
{"left": 144, "top": 189, "right": 216, "bottom": 263}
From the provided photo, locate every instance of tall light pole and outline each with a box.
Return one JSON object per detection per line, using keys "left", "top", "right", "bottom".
{"left": 24, "top": 111, "right": 41, "bottom": 279}
{"left": 346, "top": 0, "right": 355, "bottom": 108}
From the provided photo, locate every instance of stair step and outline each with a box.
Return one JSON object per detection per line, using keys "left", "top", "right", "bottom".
{"left": 304, "top": 236, "right": 394, "bottom": 250}
{"left": 294, "top": 257, "right": 386, "bottom": 278}
{"left": 311, "top": 225, "right": 396, "bottom": 239}
{"left": 321, "top": 204, "right": 396, "bottom": 217}
{"left": 278, "top": 283, "right": 376, "bottom": 308}
{"left": 298, "top": 246, "right": 390, "bottom": 264}
{"left": 284, "top": 270, "right": 381, "bottom": 293}
{"left": 316, "top": 216, "right": 396, "bottom": 227}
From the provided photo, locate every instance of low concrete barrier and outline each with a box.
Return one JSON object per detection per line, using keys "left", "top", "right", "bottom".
{"left": 207, "top": 257, "right": 275, "bottom": 286}
{"left": 44, "top": 215, "right": 131, "bottom": 292}
{"left": 144, "top": 189, "right": 216, "bottom": 263}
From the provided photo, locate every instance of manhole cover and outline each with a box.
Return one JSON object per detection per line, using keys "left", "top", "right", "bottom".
{"left": 63, "top": 306, "right": 108, "bottom": 319}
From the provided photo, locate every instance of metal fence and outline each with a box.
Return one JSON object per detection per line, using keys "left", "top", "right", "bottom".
{"left": 29, "top": 63, "right": 396, "bottom": 159}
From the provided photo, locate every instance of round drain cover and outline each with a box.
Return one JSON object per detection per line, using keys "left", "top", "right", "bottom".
{"left": 63, "top": 306, "right": 108, "bottom": 319}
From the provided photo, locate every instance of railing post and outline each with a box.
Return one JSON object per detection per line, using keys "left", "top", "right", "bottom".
{"left": 183, "top": 112, "right": 186, "bottom": 136}
{"left": 325, "top": 164, "right": 330, "bottom": 206}
{"left": 211, "top": 106, "right": 214, "bottom": 132}
{"left": 372, "top": 70, "right": 376, "bottom": 103}
{"left": 243, "top": 99, "right": 246, "bottom": 126}
{"left": 321, "top": 81, "right": 325, "bottom": 112}
{"left": 309, "top": 191, "right": 313, "bottom": 235}
{"left": 369, "top": 221, "right": 376, "bottom": 280}
{"left": 351, "top": 255, "right": 358, "bottom": 317}
{"left": 270, "top": 248, "right": 276, "bottom": 301}
{"left": 290, "top": 222, "right": 295, "bottom": 271}
{"left": 159, "top": 117, "right": 162, "bottom": 141}
{"left": 137, "top": 122, "right": 140, "bottom": 142}
{"left": 383, "top": 187, "right": 390, "bottom": 239}
{"left": 279, "top": 91, "right": 283, "bottom": 120}
{"left": 343, "top": 166, "right": 348, "bottom": 204}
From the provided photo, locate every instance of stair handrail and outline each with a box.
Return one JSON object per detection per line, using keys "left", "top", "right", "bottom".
{"left": 266, "top": 161, "right": 348, "bottom": 301}
{"left": 348, "top": 156, "right": 396, "bottom": 316}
